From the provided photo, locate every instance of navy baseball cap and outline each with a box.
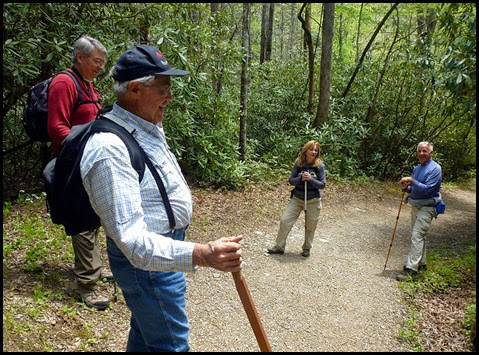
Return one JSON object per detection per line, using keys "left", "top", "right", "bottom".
{"left": 112, "top": 45, "right": 189, "bottom": 81}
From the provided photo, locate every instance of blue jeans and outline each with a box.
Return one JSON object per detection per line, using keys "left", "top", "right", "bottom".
{"left": 107, "top": 227, "right": 189, "bottom": 352}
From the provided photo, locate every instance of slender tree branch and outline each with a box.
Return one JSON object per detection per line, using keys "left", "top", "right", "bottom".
{"left": 341, "top": 3, "right": 399, "bottom": 99}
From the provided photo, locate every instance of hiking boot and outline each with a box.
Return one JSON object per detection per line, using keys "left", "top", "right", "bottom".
{"left": 396, "top": 268, "right": 418, "bottom": 282}
{"left": 74, "top": 288, "right": 110, "bottom": 310}
{"left": 301, "top": 249, "right": 310, "bottom": 257}
{"left": 100, "top": 271, "right": 115, "bottom": 283}
{"left": 403, "top": 265, "right": 427, "bottom": 272}
{"left": 266, "top": 245, "right": 284, "bottom": 255}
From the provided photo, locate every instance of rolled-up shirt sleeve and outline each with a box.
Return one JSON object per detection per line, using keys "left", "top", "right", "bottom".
{"left": 80, "top": 132, "right": 196, "bottom": 273}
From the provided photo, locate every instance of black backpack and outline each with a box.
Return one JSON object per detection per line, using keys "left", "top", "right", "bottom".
{"left": 23, "top": 70, "right": 90, "bottom": 142}
{"left": 43, "top": 108, "right": 176, "bottom": 236}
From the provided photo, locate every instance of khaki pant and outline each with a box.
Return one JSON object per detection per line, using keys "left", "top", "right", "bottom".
{"left": 406, "top": 205, "right": 436, "bottom": 271}
{"left": 274, "top": 196, "right": 321, "bottom": 251}
{"left": 71, "top": 227, "right": 101, "bottom": 291}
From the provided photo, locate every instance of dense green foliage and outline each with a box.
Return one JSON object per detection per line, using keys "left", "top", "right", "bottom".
{"left": 3, "top": 3, "right": 476, "bottom": 197}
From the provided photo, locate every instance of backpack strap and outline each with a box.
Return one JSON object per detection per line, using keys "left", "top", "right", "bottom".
{"left": 142, "top": 150, "right": 177, "bottom": 230}
{"left": 92, "top": 117, "right": 146, "bottom": 182}
{"left": 59, "top": 70, "right": 83, "bottom": 110}
{"left": 60, "top": 69, "right": 101, "bottom": 111}
{"left": 91, "top": 115, "right": 176, "bottom": 229}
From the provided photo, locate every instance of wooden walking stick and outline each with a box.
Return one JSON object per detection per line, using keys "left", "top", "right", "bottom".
{"left": 383, "top": 190, "right": 406, "bottom": 270}
{"left": 232, "top": 271, "right": 272, "bottom": 352}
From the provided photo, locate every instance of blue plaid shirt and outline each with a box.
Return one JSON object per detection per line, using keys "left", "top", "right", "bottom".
{"left": 80, "top": 103, "right": 196, "bottom": 272}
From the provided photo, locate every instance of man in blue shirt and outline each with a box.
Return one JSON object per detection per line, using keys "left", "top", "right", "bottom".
{"left": 396, "top": 141, "right": 443, "bottom": 281}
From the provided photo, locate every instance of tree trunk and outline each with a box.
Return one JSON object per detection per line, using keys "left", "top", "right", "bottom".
{"left": 265, "top": 3, "right": 274, "bottom": 61}
{"left": 298, "top": 3, "right": 315, "bottom": 113}
{"left": 417, "top": 6, "right": 436, "bottom": 44}
{"left": 211, "top": 3, "right": 219, "bottom": 13}
{"left": 211, "top": 3, "right": 222, "bottom": 94}
{"left": 288, "top": 3, "right": 296, "bottom": 59}
{"left": 341, "top": 3, "right": 399, "bottom": 99}
{"left": 239, "top": 3, "right": 251, "bottom": 161}
{"left": 338, "top": 12, "right": 343, "bottom": 63}
{"left": 260, "top": 3, "right": 268, "bottom": 64}
{"left": 302, "top": 3, "right": 311, "bottom": 52}
{"left": 314, "top": 3, "right": 335, "bottom": 127}
{"left": 355, "top": 3, "right": 363, "bottom": 63}
{"left": 313, "top": 4, "right": 324, "bottom": 61}
{"left": 280, "top": 4, "right": 285, "bottom": 59}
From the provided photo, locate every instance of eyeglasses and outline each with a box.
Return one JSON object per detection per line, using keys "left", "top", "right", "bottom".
{"left": 91, "top": 58, "right": 105, "bottom": 67}
{"left": 149, "top": 85, "right": 172, "bottom": 96}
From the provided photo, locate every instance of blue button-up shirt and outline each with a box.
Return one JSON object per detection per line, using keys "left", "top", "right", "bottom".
{"left": 80, "top": 103, "right": 196, "bottom": 272}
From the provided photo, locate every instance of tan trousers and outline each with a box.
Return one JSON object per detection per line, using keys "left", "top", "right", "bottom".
{"left": 71, "top": 227, "right": 101, "bottom": 291}
{"left": 274, "top": 196, "right": 321, "bottom": 251}
{"left": 406, "top": 205, "right": 436, "bottom": 271}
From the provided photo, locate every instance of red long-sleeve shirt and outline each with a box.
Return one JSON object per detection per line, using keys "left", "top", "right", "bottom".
{"left": 47, "top": 69, "right": 102, "bottom": 154}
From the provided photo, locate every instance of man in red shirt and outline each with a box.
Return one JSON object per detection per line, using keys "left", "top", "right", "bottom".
{"left": 48, "top": 36, "right": 104, "bottom": 153}
{"left": 47, "top": 35, "right": 110, "bottom": 310}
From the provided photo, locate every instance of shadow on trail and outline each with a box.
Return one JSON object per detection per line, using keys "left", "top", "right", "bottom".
{"left": 267, "top": 251, "right": 308, "bottom": 264}
{"left": 265, "top": 252, "right": 308, "bottom": 264}
{"left": 377, "top": 269, "right": 402, "bottom": 281}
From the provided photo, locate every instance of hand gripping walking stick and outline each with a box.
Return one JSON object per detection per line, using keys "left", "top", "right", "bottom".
{"left": 232, "top": 271, "right": 272, "bottom": 352}
{"left": 383, "top": 190, "right": 406, "bottom": 270}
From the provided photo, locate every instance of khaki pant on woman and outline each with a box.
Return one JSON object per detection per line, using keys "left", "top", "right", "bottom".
{"left": 274, "top": 195, "right": 321, "bottom": 251}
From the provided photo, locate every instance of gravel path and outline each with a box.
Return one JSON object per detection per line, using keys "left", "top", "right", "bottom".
{"left": 185, "top": 185, "right": 476, "bottom": 352}
{"left": 4, "top": 183, "right": 474, "bottom": 352}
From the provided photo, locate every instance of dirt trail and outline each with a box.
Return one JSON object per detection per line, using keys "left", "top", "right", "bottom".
{"left": 185, "top": 184, "right": 476, "bottom": 351}
{"left": 3, "top": 183, "right": 475, "bottom": 352}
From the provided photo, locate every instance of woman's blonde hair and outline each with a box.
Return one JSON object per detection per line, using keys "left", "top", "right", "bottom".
{"left": 295, "top": 140, "right": 322, "bottom": 167}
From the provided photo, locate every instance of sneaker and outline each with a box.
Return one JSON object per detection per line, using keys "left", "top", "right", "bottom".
{"left": 74, "top": 288, "right": 110, "bottom": 310}
{"left": 301, "top": 250, "right": 310, "bottom": 257}
{"left": 396, "top": 268, "right": 418, "bottom": 282}
{"left": 266, "top": 245, "right": 284, "bottom": 255}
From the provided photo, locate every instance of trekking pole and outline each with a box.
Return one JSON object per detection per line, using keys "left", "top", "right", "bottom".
{"left": 383, "top": 190, "right": 406, "bottom": 270}
{"left": 232, "top": 271, "right": 272, "bottom": 352}
{"left": 304, "top": 179, "right": 308, "bottom": 237}
{"left": 112, "top": 281, "right": 118, "bottom": 303}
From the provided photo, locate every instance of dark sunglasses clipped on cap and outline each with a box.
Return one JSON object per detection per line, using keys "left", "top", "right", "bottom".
{"left": 113, "top": 45, "right": 189, "bottom": 82}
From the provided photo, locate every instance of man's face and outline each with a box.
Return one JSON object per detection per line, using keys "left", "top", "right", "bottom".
{"left": 77, "top": 49, "right": 105, "bottom": 81}
{"left": 137, "top": 76, "right": 172, "bottom": 124}
{"left": 417, "top": 144, "right": 432, "bottom": 164}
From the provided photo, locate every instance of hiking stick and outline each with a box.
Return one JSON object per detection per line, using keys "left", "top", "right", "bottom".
{"left": 383, "top": 191, "right": 406, "bottom": 270}
{"left": 304, "top": 180, "right": 308, "bottom": 238}
{"left": 232, "top": 271, "right": 272, "bottom": 352}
